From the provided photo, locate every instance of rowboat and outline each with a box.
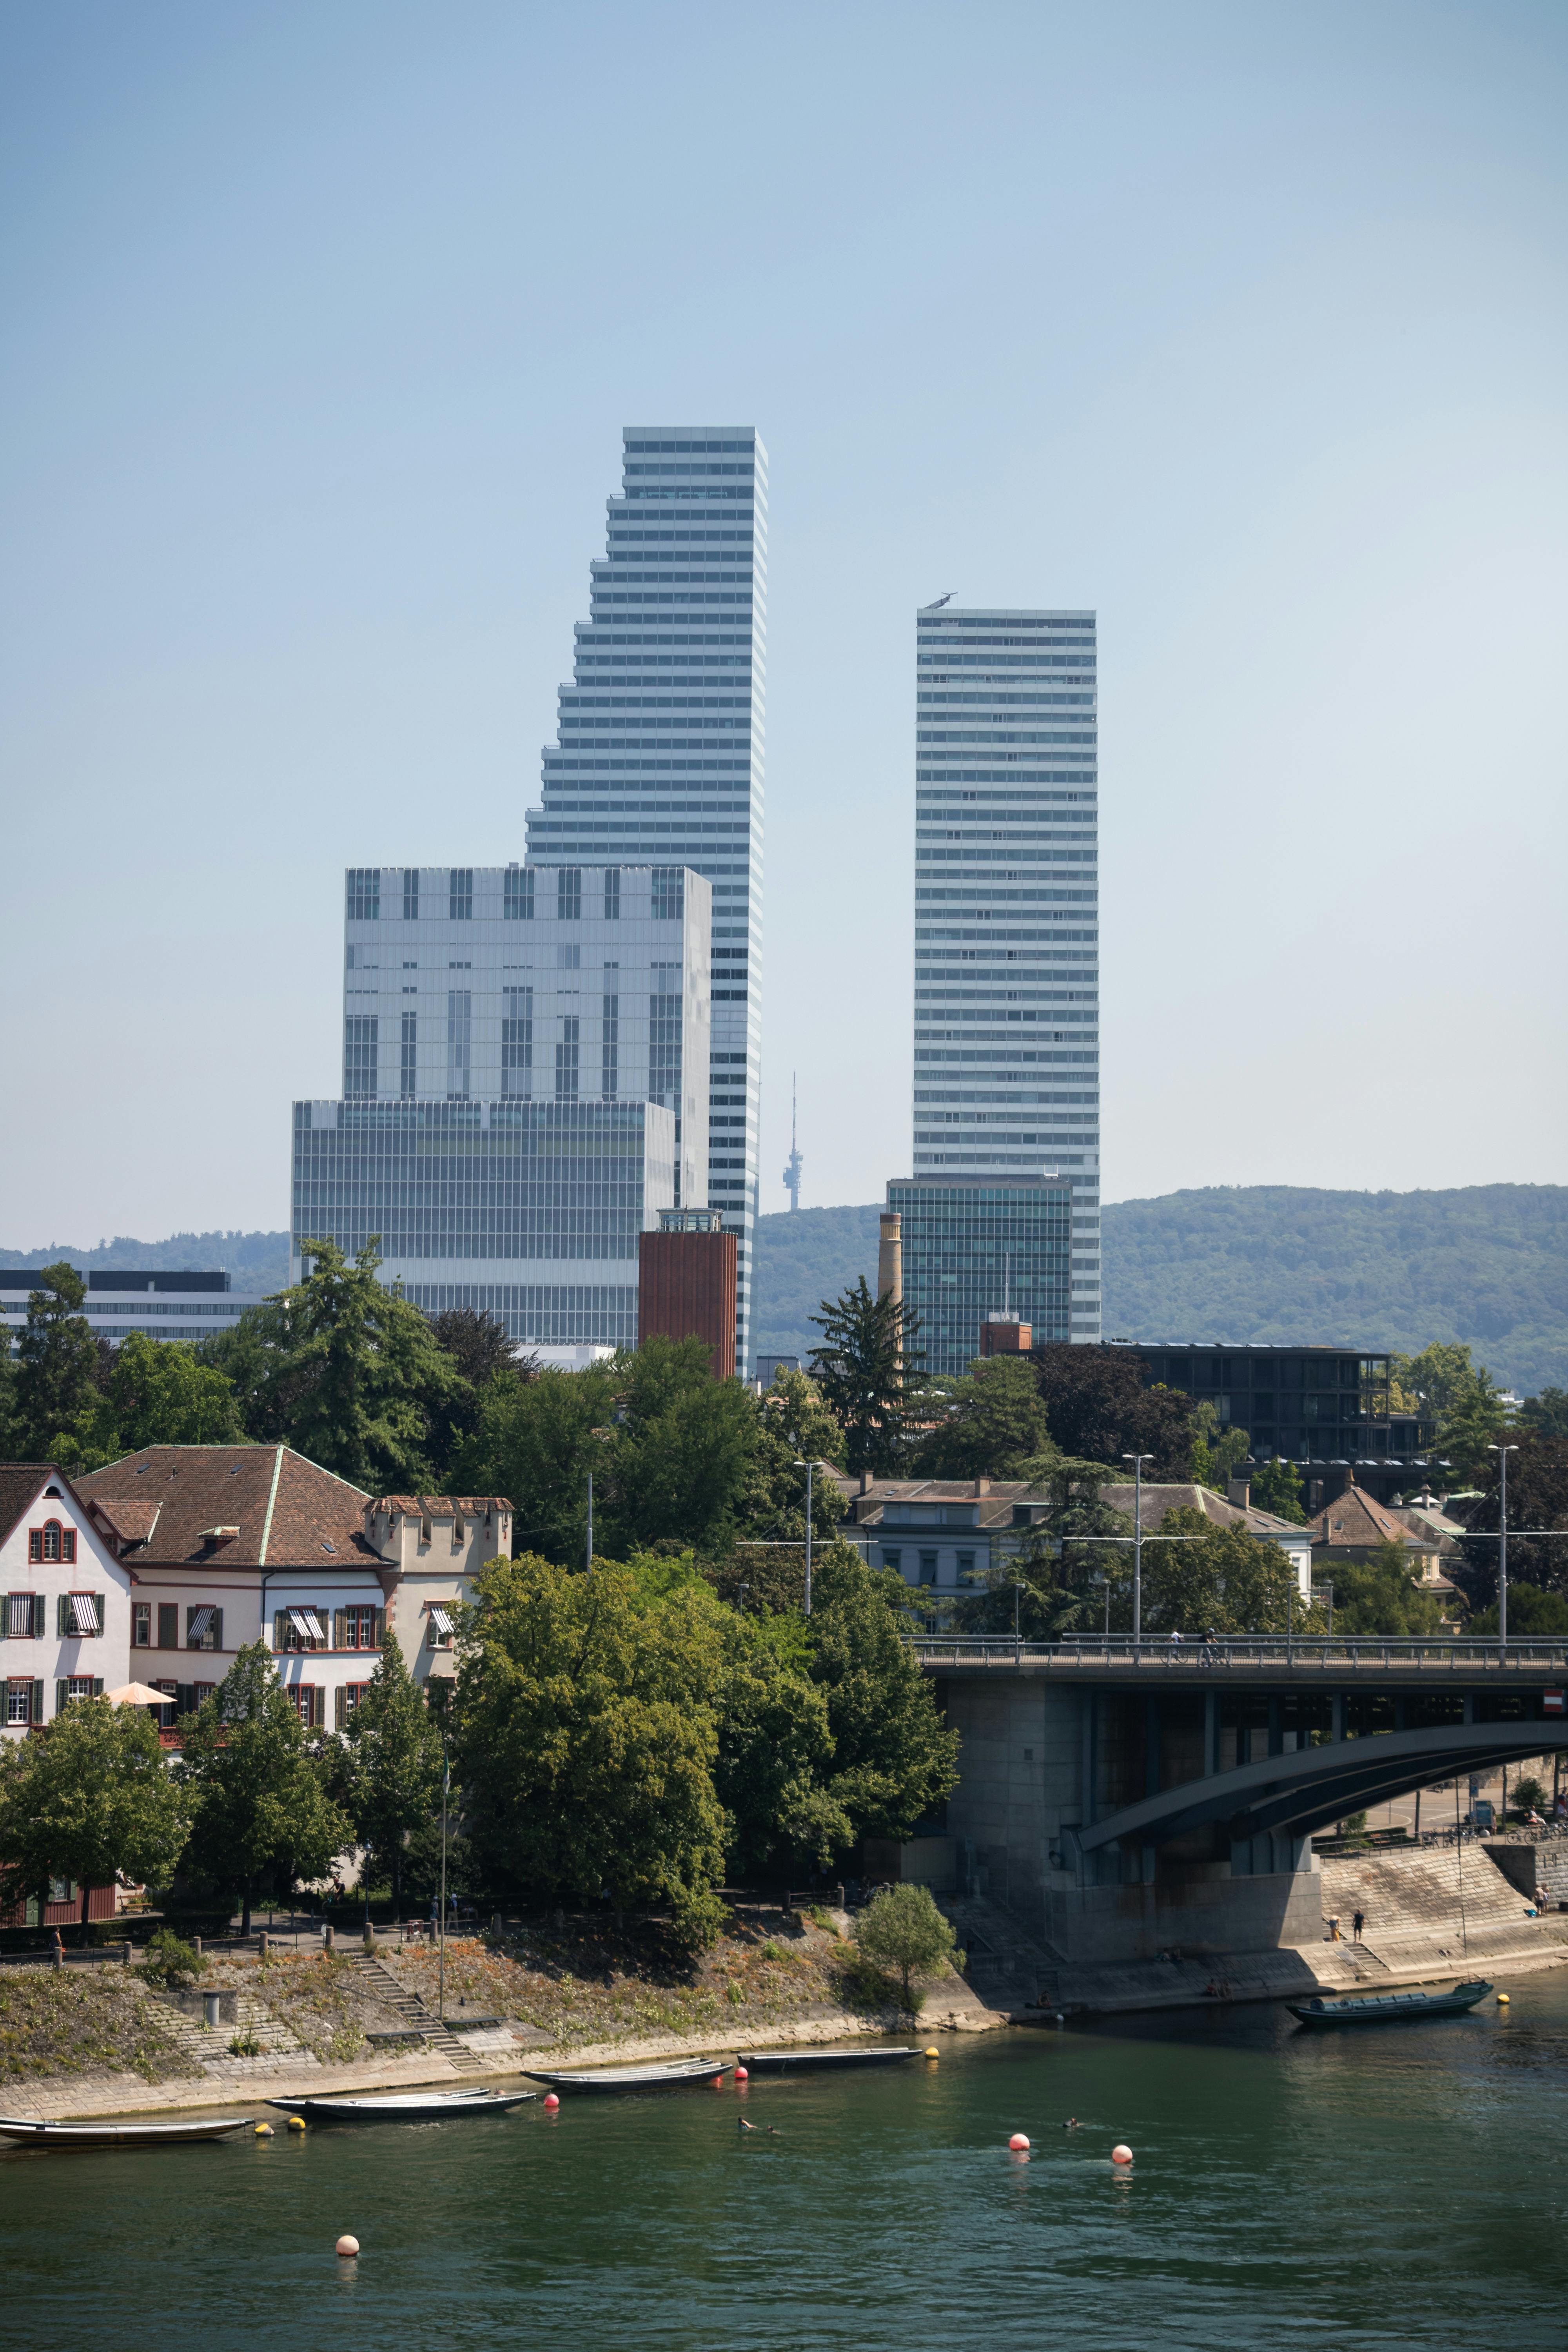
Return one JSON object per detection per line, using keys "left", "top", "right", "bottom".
{"left": 0, "top": 2113, "right": 253, "bottom": 2149}
{"left": 737, "top": 2045, "right": 921, "bottom": 2072}
{"left": 527, "top": 2056, "right": 728, "bottom": 2092}
{"left": 1287, "top": 1980, "right": 1493, "bottom": 2029}
{"left": 267, "top": 2090, "right": 536, "bottom": 2123}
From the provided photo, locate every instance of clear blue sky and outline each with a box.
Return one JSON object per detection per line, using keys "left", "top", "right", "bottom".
{"left": 3, "top": 0, "right": 1564, "bottom": 1248}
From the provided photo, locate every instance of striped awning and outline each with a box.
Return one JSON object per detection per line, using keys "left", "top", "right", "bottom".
{"left": 68, "top": 1592, "right": 98, "bottom": 1635}
{"left": 288, "top": 1606, "right": 325, "bottom": 1642}
{"left": 187, "top": 1606, "right": 215, "bottom": 1640}
{"left": 428, "top": 1605, "right": 454, "bottom": 1636}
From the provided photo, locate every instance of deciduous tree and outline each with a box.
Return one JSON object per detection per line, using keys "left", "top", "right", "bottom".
{"left": 1250, "top": 1457, "right": 1308, "bottom": 1523}
{"left": 178, "top": 1644, "right": 350, "bottom": 1933}
{"left": 336, "top": 1634, "right": 444, "bottom": 1912}
{"left": 807, "top": 1547, "right": 960, "bottom": 1839}
{"left": 1320, "top": 1537, "right": 1446, "bottom": 1637}
{"left": 852, "top": 1883, "right": 956, "bottom": 2013}
{"left": 15, "top": 1262, "right": 99, "bottom": 1461}
{"left": 908, "top": 1355, "right": 1053, "bottom": 1481}
{"left": 0, "top": 1697, "right": 187, "bottom": 1940}
{"left": 1030, "top": 1343, "right": 1194, "bottom": 1476}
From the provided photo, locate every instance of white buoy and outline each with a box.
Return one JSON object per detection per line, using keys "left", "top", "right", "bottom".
{"left": 336, "top": 2235, "right": 359, "bottom": 2258}
{"left": 1112, "top": 2143, "right": 1133, "bottom": 2165}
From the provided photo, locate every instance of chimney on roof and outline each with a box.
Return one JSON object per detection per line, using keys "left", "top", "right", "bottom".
{"left": 859, "top": 1470, "right": 874, "bottom": 1496}
{"left": 975, "top": 1476, "right": 991, "bottom": 1496}
{"left": 1227, "top": 1477, "right": 1250, "bottom": 1511}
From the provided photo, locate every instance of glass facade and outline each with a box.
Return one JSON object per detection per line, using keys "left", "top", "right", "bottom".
{"left": 524, "top": 426, "right": 766, "bottom": 1367}
{"left": 889, "top": 1178, "right": 1072, "bottom": 1377}
{"left": 910, "top": 606, "right": 1100, "bottom": 1341}
{"left": 291, "top": 1098, "right": 675, "bottom": 1345}
{"left": 1120, "top": 1347, "right": 1435, "bottom": 1469}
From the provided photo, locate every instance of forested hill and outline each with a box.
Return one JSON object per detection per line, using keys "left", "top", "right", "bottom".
{"left": 7, "top": 1184, "right": 1565, "bottom": 1395}
{"left": 750, "top": 1185, "right": 1568, "bottom": 1395}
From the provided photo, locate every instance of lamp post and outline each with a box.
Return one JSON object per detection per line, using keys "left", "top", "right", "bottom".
{"left": 586, "top": 1472, "right": 593, "bottom": 1575}
{"left": 793, "top": 1459, "right": 823, "bottom": 1615}
{"left": 1123, "top": 1454, "right": 1153, "bottom": 1657}
{"left": 437, "top": 1725, "right": 450, "bottom": 2024}
{"left": 1490, "top": 1442, "right": 1519, "bottom": 1647}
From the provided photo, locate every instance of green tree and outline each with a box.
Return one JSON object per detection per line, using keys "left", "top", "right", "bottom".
{"left": 178, "top": 1644, "right": 350, "bottom": 1933}
{"left": 1189, "top": 1402, "right": 1250, "bottom": 1493}
{"left": 1520, "top": 1388, "right": 1568, "bottom": 1441}
{"left": 14, "top": 1262, "right": 99, "bottom": 1460}
{"left": 599, "top": 1337, "right": 760, "bottom": 1558}
{"left": 1141, "top": 1510, "right": 1320, "bottom": 1636}
{"left": 107, "top": 1332, "right": 247, "bottom": 1451}
{"left": 424, "top": 1307, "right": 530, "bottom": 1476}
{"left": 337, "top": 1634, "right": 444, "bottom": 1913}
{"left": 851, "top": 1883, "right": 957, "bottom": 2013}
{"left": 1468, "top": 1584, "right": 1568, "bottom": 1636}
{"left": 807, "top": 1546, "right": 960, "bottom": 1839}
{"left": 454, "top": 1357, "right": 621, "bottom": 1564}
{"left": 1391, "top": 1341, "right": 1510, "bottom": 1480}
{"left": 908, "top": 1355, "right": 1054, "bottom": 1481}
{"left": 0, "top": 1697, "right": 187, "bottom": 1941}
{"left": 453, "top": 1555, "right": 730, "bottom": 1948}
{"left": 1455, "top": 1435, "right": 1568, "bottom": 1608}
{"left": 1319, "top": 1537, "right": 1446, "bottom": 1636}
{"left": 1251, "top": 1457, "right": 1308, "bottom": 1522}
{"left": 809, "top": 1277, "right": 922, "bottom": 1476}
{"left": 713, "top": 1615, "right": 848, "bottom": 1877}
{"left": 738, "top": 1367, "right": 846, "bottom": 1546}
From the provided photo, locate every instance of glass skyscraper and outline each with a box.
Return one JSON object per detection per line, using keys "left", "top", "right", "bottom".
{"left": 904, "top": 604, "right": 1100, "bottom": 1372}
{"left": 526, "top": 427, "right": 766, "bottom": 1367}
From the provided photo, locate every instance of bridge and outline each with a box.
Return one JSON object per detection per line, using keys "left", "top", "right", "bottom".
{"left": 906, "top": 1637, "right": 1568, "bottom": 1967}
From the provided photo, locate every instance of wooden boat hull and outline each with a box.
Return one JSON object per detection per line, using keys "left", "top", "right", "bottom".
{"left": 737, "top": 2045, "right": 921, "bottom": 2072}
{"left": 267, "top": 2091, "right": 535, "bottom": 2123}
{"left": 0, "top": 2113, "right": 253, "bottom": 2149}
{"left": 1287, "top": 1980, "right": 1493, "bottom": 2028}
{"left": 527, "top": 2057, "right": 728, "bottom": 2092}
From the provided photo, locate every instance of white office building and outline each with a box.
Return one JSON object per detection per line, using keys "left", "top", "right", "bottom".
{"left": 0, "top": 1270, "right": 270, "bottom": 1345}
{"left": 290, "top": 862, "right": 710, "bottom": 1348}
{"left": 906, "top": 604, "right": 1100, "bottom": 1368}
{"left": 525, "top": 427, "right": 765, "bottom": 1366}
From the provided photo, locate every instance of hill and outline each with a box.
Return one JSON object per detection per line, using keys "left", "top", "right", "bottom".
{"left": 0, "top": 1231, "right": 291, "bottom": 1293}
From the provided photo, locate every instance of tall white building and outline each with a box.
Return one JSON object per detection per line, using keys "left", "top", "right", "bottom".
{"left": 526, "top": 427, "right": 765, "bottom": 1367}
{"left": 290, "top": 862, "right": 710, "bottom": 1348}
{"left": 905, "top": 605, "right": 1100, "bottom": 1369}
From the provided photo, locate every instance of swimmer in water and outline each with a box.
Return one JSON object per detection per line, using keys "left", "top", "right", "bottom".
{"left": 1063, "top": 2117, "right": 1080, "bottom": 2129}
{"left": 738, "top": 2117, "right": 756, "bottom": 2132}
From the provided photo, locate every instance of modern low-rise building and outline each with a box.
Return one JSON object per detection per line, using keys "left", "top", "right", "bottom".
{"left": 0, "top": 1269, "right": 270, "bottom": 1347}
{"left": 638, "top": 1207, "right": 737, "bottom": 1377}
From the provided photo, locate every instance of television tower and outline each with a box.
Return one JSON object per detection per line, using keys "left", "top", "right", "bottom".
{"left": 781, "top": 1074, "right": 803, "bottom": 1212}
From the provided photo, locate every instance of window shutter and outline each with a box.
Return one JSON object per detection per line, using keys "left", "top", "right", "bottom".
{"left": 92, "top": 1677, "right": 103, "bottom": 1697}
{"left": 274, "top": 1610, "right": 287, "bottom": 1651}
{"left": 31, "top": 1680, "right": 43, "bottom": 1724}
{"left": 212, "top": 1608, "right": 223, "bottom": 1652}
{"left": 332, "top": 1608, "right": 345, "bottom": 1650}
{"left": 94, "top": 1593, "right": 105, "bottom": 1636}
{"left": 33, "top": 1594, "right": 46, "bottom": 1639}
{"left": 335, "top": 1686, "right": 346, "bottom": 1730}
{"left": 57, "top": 1595, "right": 68, "bottom": 1638}
{"left": 374, "top": 1608, "right": 385, "bottom": 1649}
{"left": 55, "top": 1680, "right": 67, "bottom": 1717}
{"left": 176, "top": 1683, "right": 195, "bottom": 1715}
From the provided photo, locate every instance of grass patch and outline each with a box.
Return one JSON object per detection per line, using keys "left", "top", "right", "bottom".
{"left": 0, "top": 1967, "right": 201, "bottom": 2085}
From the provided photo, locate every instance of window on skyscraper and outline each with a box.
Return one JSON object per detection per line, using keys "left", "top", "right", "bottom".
{"left": 399, "top": 1013, "right": 417, "bottom": 1098}
{"left": 402, "top": 869, "right": 419, "bottom": 922}
{"left": 446, "top": 993, "right": 471, "bottom": 1100}
{"left": 347, "top": 869, "right": 379, "bottom": 921}
{"left": 502, "top": 989, "right": 532, "bottom": 1097}
{"left": 601, "top": 988, "right": 619, "bottom": 1098}
{"left": 555, "top": 1016, "right": 579, "bottom": 1101}
{"left": 603, "top": 867, "right": 621, "bottom": 919}
{"left": 344, "top": 1016, "right": 378, "bottom": 1098}
{"left": 504, "top": 867, "right": 534, "bottom": 920}
{"left": 651, "top": 868, "right": 684, "bottom": 920}
{"left": 449, "top": 868, "right": 474, "bottom": 921}
{"left": 558, "top": 869, "right": 582, "bottom": 922}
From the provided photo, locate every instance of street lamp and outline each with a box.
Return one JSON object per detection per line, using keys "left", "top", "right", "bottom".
{"left": 1490, "top": 1443, "right": 1519, "bottom": 1647}
{"left": 1123, "top": 1454, "right": 1154, "bottom": 1654}
{"left": 793, "top": 1459, "right": 828, "bottom": 1615}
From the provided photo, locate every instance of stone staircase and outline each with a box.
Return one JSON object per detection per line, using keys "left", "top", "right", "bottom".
{"left": 343, "top": 1951, "right": 485, "bottom": 2071}
{"left": 940, "top": 1894, "right": 1063, "bottom": 2014}
{"left": 152, "top": 1989, "right": 318, "bottom": 2080}
{"left": 1317, "top": 1843, "right": 1568, "bottom": 1977}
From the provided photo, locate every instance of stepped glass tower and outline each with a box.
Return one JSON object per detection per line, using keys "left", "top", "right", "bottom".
{"left": 902, "top": 604, "right": 1100, "bottom": 1373}
{"left": 527, "top": 428, "right": 765, "bottom": 1366}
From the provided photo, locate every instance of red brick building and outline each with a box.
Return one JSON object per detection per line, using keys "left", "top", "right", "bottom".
{"left": 638, "top": 1209, "right": 738, "bottom": 1378}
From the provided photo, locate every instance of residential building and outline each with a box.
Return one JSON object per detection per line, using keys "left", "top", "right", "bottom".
{"left": 0, "top": 1269, "right": 270, "bottom": 1347}
{"left": 838, "top": 1476, "right": 1057, "bottom": 1591}
{"left": 888, "top": 1176, "right": 1072, "bottom": 1377}
{"left": 1306, "top": 1476, "right": 1445, "bottom": 1583}
{"left": 638, "top": 1208, "right": 738, "bottom": 1379}
{"left": 909, "top": 603, "right": 1100, "bottom": 1344}
{"left": 524, "top": 426, "right": 766, "bottom": 1365}
{"left": 77, "top": 1447, "right": 511, "bottom": 1726}
{"left": 1109, "top": 1343, "right": 1439, "bottom": 1507}
{"left": 293, "top": 860, "right": 710, "bottom": 1349}
{"left": 1, "top": 1464, "right": 133, "bottom": 1741}
{"left": 1099, "top": 1478, "right": 1315, "bottom": 1601}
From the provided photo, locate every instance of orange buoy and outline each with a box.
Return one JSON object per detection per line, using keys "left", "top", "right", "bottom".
{"left": 1008, "top": 2132, "right": 1030, "bottom": 2152}
{"left": 735, "top": 2065, "right": 749, "bottom": 2080}
{"left": 336, "top": 2236, "right": 359, "bottom": 2258}
{"left": 1112, "top": 2143, "right": 1133, "bottom": 2165}
{"left": 543, "top": 2093, "right": 560, "bottom": 2111}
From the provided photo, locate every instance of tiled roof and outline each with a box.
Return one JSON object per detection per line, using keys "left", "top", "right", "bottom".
{"left": 0, "top": 1462, "right": 61, "bottom": 1550}
{"left": 371, "top": 1495, "right": 511, "bottom": 1516}
{"left": 848, "top": 1479, "right": 1051, "bottom": 1531}
{"left": 1309, "top": 1482, "right": 1425, "bottom": 1550}
{"left": 1099, "top": 1481, "right": 1308, "bottom": 1540}
{"left": 77, "top": 1446, "right": 380, "bottom": 1566}
{"left": 88, "top": 1498, "right": 162, "bottom": 1546}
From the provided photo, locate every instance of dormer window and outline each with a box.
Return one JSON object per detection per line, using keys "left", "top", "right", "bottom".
{"left": 29, "top": 1521, "right": 76, "bottom": 1565}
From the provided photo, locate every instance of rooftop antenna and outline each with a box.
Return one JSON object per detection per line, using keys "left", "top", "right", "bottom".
{"left": 781, "top": 1074, "right": 803, "bottom": 1212}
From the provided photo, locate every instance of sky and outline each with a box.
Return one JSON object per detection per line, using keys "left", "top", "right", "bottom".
{"left": 2, "top": 0, "right": 1565, "bottom": 1249}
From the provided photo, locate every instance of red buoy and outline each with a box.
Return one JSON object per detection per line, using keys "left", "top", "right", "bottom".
{"left": 735, "top": 2065, "right": 749, "bottom": 2081}
{"left": 543, "top": 2093, "right": 560, "bottom": 2112}
{"left": 1008, "top": 2132, "right": 1030, "bottom": 2152}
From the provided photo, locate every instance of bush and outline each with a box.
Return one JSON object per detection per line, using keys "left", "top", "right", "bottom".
{"left": 851, "top": 1884, "right": 956, "bottom": 2013}
{"left": 1510, "top": 1777, "right": 1548, "bottom": 1818}
{"left": 137, "top": 1929, "right": 207, "bottom": 1989}
{"left": 834, "top": 1946, "right": 900, "bottom": 2013}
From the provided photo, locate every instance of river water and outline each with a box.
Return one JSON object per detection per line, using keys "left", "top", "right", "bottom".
{"left": 5, "top": 1975, "right": 1568, "bottom": 2350}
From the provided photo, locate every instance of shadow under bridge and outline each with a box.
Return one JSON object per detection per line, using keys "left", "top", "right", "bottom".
{"left": 1078, "top": 1720, "right": 1568, "bottom": 1855}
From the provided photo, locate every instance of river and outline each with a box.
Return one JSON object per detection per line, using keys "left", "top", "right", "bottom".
{"left": 5, "top": 1975, "right": 1568, "bottom": 2350}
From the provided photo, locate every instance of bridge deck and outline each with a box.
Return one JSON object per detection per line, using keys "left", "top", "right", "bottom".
{"left": 913, "top": 1637, "right": 1568, "bottom": 1687}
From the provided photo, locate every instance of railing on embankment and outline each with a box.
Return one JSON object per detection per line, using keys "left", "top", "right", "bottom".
{"left": 909, "top": 1635, "right": 1568, "bottom": 1677}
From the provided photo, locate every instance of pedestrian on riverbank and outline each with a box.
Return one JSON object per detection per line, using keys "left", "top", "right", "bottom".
{"left": 1352, "top": 1911, "right": 1365, "bottom": 1942}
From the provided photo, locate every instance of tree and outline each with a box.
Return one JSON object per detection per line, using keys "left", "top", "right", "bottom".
{"left": 907, "top": 1355, "right": 1054, "bottom": 1481}
{"left": 1251, "top": 1457, "right": 1308, "bottom": 1522}
{"left": 0, "top": 1697, "right": 187, "bottom": 1941}
{"left": 1469, "top": 1584, "right": 1568, "bottom": 1637}
{"left": 1390, "top": 1341, "right": 1510, "bottom": 1481}
{"left": 453, "top": 1358, "right": 621, "bottom": 1564}
{"left": 336, "top": 1635, "right": 444, "bottom": 1912}
{"left": 1140, "top": 1510, "right": 1320, "bottom": 1637}
{"left": 425, "top": 1308, "right": 532, "bottom": 1477}
{"left": 809, "top": 1277, "right": 922, "bottom": 1476}
{"left": 949, "top": 1461, "right": 1127, "bottom": 1639}
{"left": 737, "top": 1367, "right": 845, "bottom": 1547}
{"left": 178, "top": 1644, "right": 350, "bottom": 1933}
{"left": 1031, "top": 1343, "right": 1195, "bottom": 1475}
{"left": 599, "top": 1337, "right": 759, "bottom": 1558}
{"left": 806, "top": 1547, "right": 960, "bottom": 1840}
{"left": 852, "top": 1883, "right": 956, "bottom": 2013}
{"left": 1520, "top": 1389, "right": 1568, "bottom": 1442}
{"left": 1455, "top": 1436, "right": 1568, "bottom": 1608}
{"left": 1189, "top": 1402, "right": 1250, "bottom": 1494}
{"left": 14, "top": 1262, "right": 99, "bottom": 1460}
{"left": 453, "top": 1555, "right": 730, "bottom": 1947}
{"left": 1323, "top": 1538, "right": 1446, "bottom": 1637}
{"left": 106, "top": 1332, "right": 247, "bottom": 1451}
{"left": 713, "top": 1616, "right": 847, "bottom": 1877}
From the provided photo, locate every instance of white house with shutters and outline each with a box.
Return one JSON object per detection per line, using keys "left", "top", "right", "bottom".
{"left": 0, "top": 1465, "right": 134, "bottom": 1740}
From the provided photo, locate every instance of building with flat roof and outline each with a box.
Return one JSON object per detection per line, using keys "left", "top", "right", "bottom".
{"left": 638, "top": 1207, "right": 738, "bottom": 1378}
{"left": 524, "top": 427, "right": 766, "bottom": 1367}
{"left": 0, "top": 1269, "right": 270, "bottom": 1347}
{"left": 889, "top": 1176, "right": 1071, "bottom": 1378}
{"left": 910, "top": 603, "right": 1100, "bottom": 1343}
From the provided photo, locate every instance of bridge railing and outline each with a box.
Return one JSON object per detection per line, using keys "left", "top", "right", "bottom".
{"left": 908, "top": 1634, "right": 1568, "bottom": 1673}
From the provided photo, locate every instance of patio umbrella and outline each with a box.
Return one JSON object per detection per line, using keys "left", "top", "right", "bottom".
{"left": 105, "top": 1682, "right": 172, "bottom": 1706}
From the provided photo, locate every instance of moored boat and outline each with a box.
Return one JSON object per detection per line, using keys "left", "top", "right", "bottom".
{"left": 267, "top": 2089, "right": 536, "bottom": 2123}
{"left": 0, "top": 2113, "right": 254, "bottom": 2149}
{"left": 527, "top": 2056, "right": 728, "bottom": 2092}
{"left": 737, "top": 2045, "right": 921, "bottom": 2072}
{"left": 1287, "top": 1980, "right": 1494, "bottom": 2029}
